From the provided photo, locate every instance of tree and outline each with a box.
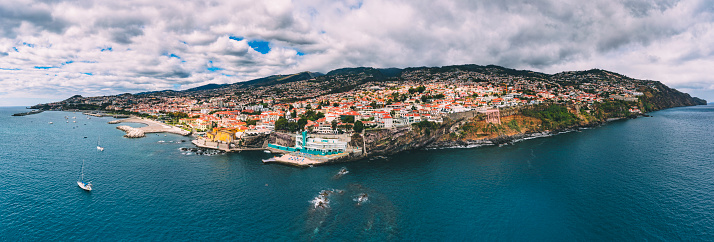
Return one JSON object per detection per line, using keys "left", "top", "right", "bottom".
{"left": 246, "top": 119, "right": 257, "bottom": 126}
{"left": 286, "top": 122, "right": 299, "bottom": 132}
{"left": 416, "top": 85, "right": 426, "bottom": 93}
{"left": 353, "top": 120, "right": 364, "bottom": 133}
{"left": 331, "top": 119, "right": 338, "bottom": 129}
{"left": 341, "top": 115, "right": 355, "bottom": 123}
{"left": 297, "top": 118, "right": 308, "bottom": 130}
{"left": 275, "top": 117, "right": 288, "bottom": 131}
{"left": 333, "top": 102, "right": 339, "bottom": 107}
{"left": 370, "top": 101, "right": 377, "bottom": 108}
{"left": 291, "top": 110, "right": 297, "bottom": 118}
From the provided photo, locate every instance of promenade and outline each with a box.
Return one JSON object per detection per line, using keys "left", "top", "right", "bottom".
{"left": 110, "top": 117, "right": 191, "bottom": 137}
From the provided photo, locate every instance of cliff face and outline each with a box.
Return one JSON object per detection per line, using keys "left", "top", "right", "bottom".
{"left": 241, "top": 134, "right": 269, "bottom": 148}
{"left": 361, "top": 121, "right": 453, "bottom": 156}
{"left": 357, "top": 91, "right": 706, "bottom": 155}
{"left": 268, "top": 132, "right": 295, "bottom": 147}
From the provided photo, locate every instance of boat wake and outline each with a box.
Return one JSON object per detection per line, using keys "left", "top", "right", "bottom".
{"left": 311, "top": 190, "right": 334, "bottom": 209}
{"left": 303, "top": 184, "right": 399, "bottom": 240}
{"left": 353, "top": 193, "right": 369, "bottom": 206}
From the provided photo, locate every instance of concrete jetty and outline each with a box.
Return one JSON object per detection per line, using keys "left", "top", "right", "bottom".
{"left": 262, "top": 153, "right": 323, "bottom": 167}
{"left": 110, "top": 117, "right": 191, "bottom": 137}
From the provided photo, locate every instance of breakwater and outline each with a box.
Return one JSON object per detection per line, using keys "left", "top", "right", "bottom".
{"left": 116, "top": 125, "right": 145, "bottom": 138}
{"left": 110, "top": 117, "right": 191, "bottom": 137}
{"left": 12, "top": 110, "right": 43, "bottom": 116}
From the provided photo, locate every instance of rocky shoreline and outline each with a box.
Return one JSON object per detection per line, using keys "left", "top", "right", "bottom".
{"left": 331, "top": 113, "right": 649, "bottom": 164}
{"left": 427, "top": 118, "right": 609, "bottom": 149}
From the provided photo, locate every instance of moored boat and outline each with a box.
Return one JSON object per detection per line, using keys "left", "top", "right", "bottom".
{"left": 77, "top": 160, "right": 92, "bottom": 191}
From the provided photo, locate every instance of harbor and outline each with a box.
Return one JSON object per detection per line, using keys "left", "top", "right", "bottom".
{"left": 192, "top": 130, "right": 362, "bottom": 167}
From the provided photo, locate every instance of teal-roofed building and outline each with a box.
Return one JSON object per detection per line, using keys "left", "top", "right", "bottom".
{"left": 267, "top": 131, "right": 348, "bottom": 156}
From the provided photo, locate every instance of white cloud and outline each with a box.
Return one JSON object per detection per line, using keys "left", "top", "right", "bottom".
{"left": 0, "top": 0, "right": 713, "bottom": 106}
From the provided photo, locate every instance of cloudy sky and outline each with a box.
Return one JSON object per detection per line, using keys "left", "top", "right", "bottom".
{"left": 1, "top": 0, "right": 713, "bottom": 106}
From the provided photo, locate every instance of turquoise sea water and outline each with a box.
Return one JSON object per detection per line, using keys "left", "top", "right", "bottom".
{"left": 1, "top": 105, "right": 713, "bottom": 240}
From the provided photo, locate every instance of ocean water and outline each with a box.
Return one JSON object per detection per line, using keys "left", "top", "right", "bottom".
{"left": 1, "top": 105, "right": 713, "bottom": 241}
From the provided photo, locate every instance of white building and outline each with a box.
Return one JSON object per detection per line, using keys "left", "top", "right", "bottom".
{"left": 295, "top": 132, "right": 348, "bottom": 154}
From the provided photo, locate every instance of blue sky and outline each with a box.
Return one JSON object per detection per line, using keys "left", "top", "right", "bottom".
{"left": 0, "top": 0, "right": 713, "bottom": 106}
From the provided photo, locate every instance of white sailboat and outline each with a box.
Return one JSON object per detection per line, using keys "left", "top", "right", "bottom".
{"left": 96, "top": 135, "right": 104, "bottom": 151}
{"left": 77, "top": 160, "right": 92, "bottom": 191}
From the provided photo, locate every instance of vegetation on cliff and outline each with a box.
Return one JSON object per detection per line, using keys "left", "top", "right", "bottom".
{"left": 637, "top": 81, "right": 707, "bottom": 112}
{"left": 522, "top": 105, "right": 580, "bottom": 130}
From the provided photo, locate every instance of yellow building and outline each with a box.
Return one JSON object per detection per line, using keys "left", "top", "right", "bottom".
{"left": 207, "top": 128, "right": 240, "bottom": 143}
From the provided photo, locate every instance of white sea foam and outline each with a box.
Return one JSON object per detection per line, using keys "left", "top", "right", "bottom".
{"left": 353, "top": 193, "right": 369, "bottom": 205}
{"left": 311, "top": 190, "right": 333, "bottom": 209}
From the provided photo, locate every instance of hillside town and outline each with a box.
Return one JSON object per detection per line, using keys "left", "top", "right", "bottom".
{"left": 34, "top": 65, "right": 658, "bottom": 166}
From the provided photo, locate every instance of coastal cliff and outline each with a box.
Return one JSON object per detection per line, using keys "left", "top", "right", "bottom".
{"left": 637, "top": 81, "right": 707, "bottom": 112}
{"left": 360, "top": 122, "right": 452, "bottom": 156}
{"left": 352, "top": 96, "right": 706, "bottom": 159}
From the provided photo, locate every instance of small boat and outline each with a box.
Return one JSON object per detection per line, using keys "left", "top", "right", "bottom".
{"left": 97, "top": 135, "right": 104, "bottom": 151}
{"left": 333, "top": 167, "right": 349, "bottom": 179}
{"left": 77, "top": 160, "right": 92, "bottom": 191}
{"left": 48, "top": 122, "right": 53, "bottom": 124}
{"left": 355, "top": 193, "right": 368, "bottom": 205}
{"left": 73, "top": 120, "right": 76, "bottom": 123}
{"left": 263, "top": 150, "right": 271, "bottom": 154}
{"left": 337, "top": 167, "right": 349, "bottom": 175}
